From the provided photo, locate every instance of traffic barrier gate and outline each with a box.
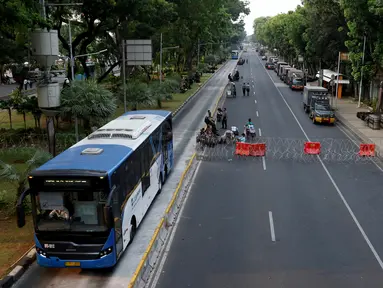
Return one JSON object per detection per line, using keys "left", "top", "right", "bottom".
{"left": 235, "top": 142, "right": 251, "bottom": 156}
{"left": 359, "top": 143, "right": 375, "bottom": 157}
{"left": 235, "top": 142, "right": 266, "bottom": 157}
{"left": 304, "top": 141, "right": 321, "bottom": 155}
{"left": 250, "top": 143, "right": 266, "bottom": 156}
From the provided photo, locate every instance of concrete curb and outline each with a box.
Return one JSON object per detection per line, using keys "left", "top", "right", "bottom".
{"left": 0, "top": 248, "right": 36, "bottom": 288}
{"left": 0, "top": 58, "right": 232, "bottom": 288}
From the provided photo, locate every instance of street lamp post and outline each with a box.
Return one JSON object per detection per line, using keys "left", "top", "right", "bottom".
{"left": 358, "top": 34, "right": 367, "bottom": 108}
{"left": 159, "top": 33, "right": 179, "bottom": 84}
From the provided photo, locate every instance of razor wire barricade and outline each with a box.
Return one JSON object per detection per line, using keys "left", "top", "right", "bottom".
{"left": 195, "top": 137, "right": 380, "bottom": 164}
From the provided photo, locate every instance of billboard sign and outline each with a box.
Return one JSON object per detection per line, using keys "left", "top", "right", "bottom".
{"left": 125, "top": 39, "right": 152, "bottom": 66}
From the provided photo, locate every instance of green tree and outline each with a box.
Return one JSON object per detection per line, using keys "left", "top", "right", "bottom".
{"left": 0, "top": 149, "right": 52, "bottom": 203}
{"left": 340, "top": 0, "right": 383, "bottom": 99}
{"left": 0, "top": 0, "right": 48, "bottom": 82}
{"left": 60, "top": 80, "right": 117, "bottom": 130}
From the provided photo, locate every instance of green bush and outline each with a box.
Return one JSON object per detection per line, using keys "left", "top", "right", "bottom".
{"left": 0, "top": 148, "right": 38, "bottom": 163}
{"left": 0, "top": 129, "right": 86, "bottom": 154}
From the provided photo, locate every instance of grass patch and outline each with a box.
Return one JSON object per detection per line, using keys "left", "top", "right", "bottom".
{"left": 0, "top": 149, "right": 34, "bottom": 279}
{"left": 0, "top": 215, "right": 34, "bottom": 279}
{"left": 0, "top": 109, "right": 45, "bottom": 130}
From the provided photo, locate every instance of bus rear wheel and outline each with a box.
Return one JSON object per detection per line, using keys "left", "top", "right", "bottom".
{"left": 129, "top": 219, "right": 137, "bottom": 244}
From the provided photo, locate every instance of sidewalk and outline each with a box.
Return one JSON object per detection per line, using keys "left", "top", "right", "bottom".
{"left": 336, "top": 97, "right": 383, "bottom": 154}
{"left": 305, "top": 81, "right": 383, "bottom": 155}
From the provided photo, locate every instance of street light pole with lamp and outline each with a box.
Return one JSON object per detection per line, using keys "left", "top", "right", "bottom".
{"left": 159, "top": 33, "right": 179, "bottom": 84}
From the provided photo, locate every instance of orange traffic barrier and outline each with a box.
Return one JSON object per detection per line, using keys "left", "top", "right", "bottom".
{"left": 235, "top": 142, "right": 251, "bottom": 156}
{"left": 250, "top": 143, "right": 266, "bottom": 156}
{"left": 359, "top": 144, "right": 375, "bottom": 157}
{"left": 304, "top": 142, "right": 321, "bottom": 155}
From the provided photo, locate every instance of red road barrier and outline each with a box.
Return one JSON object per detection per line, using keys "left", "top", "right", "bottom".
{"left": 235, "top": 142, "right": 266, "bottom": 157}
{"left": 304, "top": 142, "right": 321, "bottom": 155}
{"left": 250, "top": 143, "right": 266, "bottom": 156}
{"left": 359, "top": 143, "right": 375, "bottom": 157}
{"left": 235, "top": 142, "right": 250, "bottom": 156}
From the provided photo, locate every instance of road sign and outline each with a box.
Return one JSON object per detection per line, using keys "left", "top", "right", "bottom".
{"left": 298, "top": 55, "right": 304, "bottom": 63}
{"left": 125, "top": 39, "right": 152, "bottom": 66}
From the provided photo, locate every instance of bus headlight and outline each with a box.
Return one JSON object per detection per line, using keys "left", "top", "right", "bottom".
{"left": 36, "top": 247, "right": 47, "bottom": 257}
{"left": 99, "top": 247, "right": 113, "bottom": 257}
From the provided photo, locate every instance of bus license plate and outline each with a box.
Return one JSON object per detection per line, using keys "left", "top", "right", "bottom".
{"left": 324, "top": 118, "right": 329, "bottom": 121}
{"left": 65, "top": 262, "right": 80, "bottom": 267}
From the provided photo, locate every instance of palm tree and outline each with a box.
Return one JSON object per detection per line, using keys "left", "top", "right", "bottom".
{"left": 119, "top": 80, "right": 155, "bottom": 110}
{"left": 149, "top": 79, "right": 179, "bottom": 108}
{"left": 0, "top": 150, "right": 52, "bottom": 204}
{"left": 60, "top": 79, "right": 117, "bottom": 132}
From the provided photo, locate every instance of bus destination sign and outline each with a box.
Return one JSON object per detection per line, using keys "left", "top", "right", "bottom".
{"left": 44, "top": 179, "right": 91, "bottom": 187}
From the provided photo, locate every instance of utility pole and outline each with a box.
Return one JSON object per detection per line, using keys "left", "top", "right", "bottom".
{"left": 68, "top": 20, "right": 75, "bottom": 80}
{"left": 122, "top": 41, "right": 127, "bottom": 112}
{"left": 197, "top": 38, "right": 200, "bottom": 68}
{"left": 159, "top": 42, "right": 179, "bottom": 84}
{"left": 358, "top": 34, "right": 367, "bottom": 108}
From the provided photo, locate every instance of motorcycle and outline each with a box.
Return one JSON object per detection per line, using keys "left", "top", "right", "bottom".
{"left": 245, "top": 126, "right": 256, "bottom": 141}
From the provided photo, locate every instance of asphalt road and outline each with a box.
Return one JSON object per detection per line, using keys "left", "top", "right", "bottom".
{"left": 152, "top": 50, "right": 383, "bottom": 287}
{"left": 13, "top": 60, "right": 238, "bottom": 288}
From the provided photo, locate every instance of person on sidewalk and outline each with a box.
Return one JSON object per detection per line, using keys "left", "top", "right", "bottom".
{"left": 221, "top": 108, "right": 228, "bottom": 129}
{"left": 242, "top": 83, "right": 246, "bottom": 96}
{"left": 23, "top": 79, "right": 28, "bottom": 90}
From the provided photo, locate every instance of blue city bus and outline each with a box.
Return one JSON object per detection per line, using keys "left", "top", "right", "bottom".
{"left": 16, "top": 110, "right": 174, "bottom": 268}
{"left": 231, "top": 50, "right": 239, "bottom": 60}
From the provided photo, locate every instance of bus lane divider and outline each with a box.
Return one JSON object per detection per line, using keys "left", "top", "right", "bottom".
{"left": 0, "top": 59, "right": 234, "bottom": 288}
{"left": 128, "top": 75, "right": 229, "bottom": 288}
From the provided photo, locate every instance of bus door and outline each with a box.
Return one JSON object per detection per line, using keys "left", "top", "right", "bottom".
{"left": 110, "top": 181, "right": 123, "bottom": 256}
{"left": 162, "top": 118, "right": 173, "bottom": 172}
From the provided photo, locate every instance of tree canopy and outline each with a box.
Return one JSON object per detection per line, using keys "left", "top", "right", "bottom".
{"left": 0, "top": 0, "right": 249, "bottom": 81}
{"left": 253, "top": 0, "right": 383, "bottom": 96}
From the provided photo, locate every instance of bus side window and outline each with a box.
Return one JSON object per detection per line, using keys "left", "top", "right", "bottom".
{"left": 152, "top": 127, "right": 160, "bottom": 153}
{"left": 140, "top": 141, "right": 152, "bottom": 194}
{"left": 124, "top": 151, "right": 140, "bottom": 195}
{"left": 163, "top": 119, "right": 172, "bottom": 142}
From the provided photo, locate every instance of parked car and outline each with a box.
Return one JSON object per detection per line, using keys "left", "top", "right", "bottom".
{"left": 261, "top": 55, "right": 267, "bottom": 60}
{"left": 265, "top": 62, "right": 275, "bottom": 70}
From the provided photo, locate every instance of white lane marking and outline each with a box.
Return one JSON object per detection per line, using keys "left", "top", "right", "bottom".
{"left": 269, "top": 211, "right": 276, "bottom": 242}
{"left": 253, "top": 85, "right": 255, "bottom": 88}
{"left": 254, "top": 92, "right": 256, "bottom": 95}
{"left": 254, "top": 100, "right": 257, "bottom": 104}
{"left": 262, "top": 156, "right": 266, "bottom": 170}
{"left": 149, "top": 160, "right": 203, "bottom": 288}
{"left": 257, "top": 54, "right": 383, "bottom": 271}
{"left": 256, "top": 111, "right": 259, "bottom": 117}
{"left": 258, "top": 128, "right": 262, "bottom": 136}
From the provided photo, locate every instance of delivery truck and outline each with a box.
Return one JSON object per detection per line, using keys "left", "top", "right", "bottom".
{"left": 302, "top": 86, "right": 335, "bottom": 124}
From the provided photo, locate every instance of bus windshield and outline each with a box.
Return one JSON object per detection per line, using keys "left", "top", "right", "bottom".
{"left": 33, "top": 191, "right": 108, "bottom": 232}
